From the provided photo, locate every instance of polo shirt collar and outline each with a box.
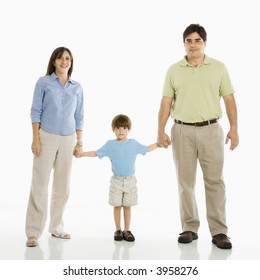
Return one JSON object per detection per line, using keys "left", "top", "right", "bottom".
{"left": 181, "top": 55, "right": 211, "bottom": 66}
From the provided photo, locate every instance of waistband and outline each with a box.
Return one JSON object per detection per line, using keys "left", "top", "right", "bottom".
{"left": 174, "top": 118, "right": 218, "bottom": 127}
{"left": 112, "top": 175, "right": 135, "bottom": 180}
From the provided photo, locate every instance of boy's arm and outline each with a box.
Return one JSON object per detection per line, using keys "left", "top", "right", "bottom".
{"left": 80, "top": 151, "right": 97, "bottom": 157}
{"left": 147, "top": 143, "right": 160, "bottom": 152}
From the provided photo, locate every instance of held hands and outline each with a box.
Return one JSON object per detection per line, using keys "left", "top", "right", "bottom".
{"left": 73, "top": 144, "right": 83, "bottom": 158}
{"left": 157, "top": 133, "right": 171, "bottom": 148}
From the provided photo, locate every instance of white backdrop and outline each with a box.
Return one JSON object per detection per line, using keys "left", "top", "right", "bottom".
{"left": 0, "top": 0, "right": 259, "bottom": 276}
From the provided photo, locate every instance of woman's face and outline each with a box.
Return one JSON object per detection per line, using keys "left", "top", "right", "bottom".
{"left": 53, "top": 51, "right": 72, "bottom": 76}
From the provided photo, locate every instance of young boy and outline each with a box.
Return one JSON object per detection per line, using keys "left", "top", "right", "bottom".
{"left": 80, "top": 114, "right": 159, "bottom": 242}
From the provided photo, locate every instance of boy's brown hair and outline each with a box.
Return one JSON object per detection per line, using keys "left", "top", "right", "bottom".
{"left": 111, "top": 114, "right": 132, "bottom": 130}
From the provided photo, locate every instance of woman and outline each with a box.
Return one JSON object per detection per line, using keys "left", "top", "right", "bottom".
{"left": 25, "top": 47, "right": 84, "bottom": 247}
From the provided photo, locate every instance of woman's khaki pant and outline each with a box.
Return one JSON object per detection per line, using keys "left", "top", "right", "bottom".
{"left": 25, "top": 129, "right": 75, "bottom": 238}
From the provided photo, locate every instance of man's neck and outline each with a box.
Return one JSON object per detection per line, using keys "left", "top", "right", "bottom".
{"left": 187, "top": 54, "right": 205, "bottom": 67}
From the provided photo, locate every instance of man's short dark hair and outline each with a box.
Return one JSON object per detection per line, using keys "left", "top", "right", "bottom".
{"left": 183, "top": 24, "right": 207, "bottom": 42}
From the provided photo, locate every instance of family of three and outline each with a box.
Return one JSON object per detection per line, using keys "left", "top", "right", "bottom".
{"left": 25, "top": 23, "right": 239, "bottom": 250}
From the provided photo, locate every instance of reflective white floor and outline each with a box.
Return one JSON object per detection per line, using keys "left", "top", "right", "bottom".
{"left": 1, "top": 235, "right": 247, "bottom": 261}
{"left": 0, "top": 207, "right": 259, "bottom": 260}
{"left": 1, "top": 206, "right": 260, "bottom": 280}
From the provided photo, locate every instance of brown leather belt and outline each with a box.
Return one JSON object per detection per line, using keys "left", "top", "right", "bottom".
{"left": 175, "top": 119, "right": 218, "bottom": 127}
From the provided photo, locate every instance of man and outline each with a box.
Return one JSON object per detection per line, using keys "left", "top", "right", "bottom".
{"left": 157, "top": 24, "right": 239, "bottom": 249}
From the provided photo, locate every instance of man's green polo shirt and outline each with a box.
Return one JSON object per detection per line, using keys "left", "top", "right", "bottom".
{"left": 162, "top": 55, "right": 234, "bottom": 122}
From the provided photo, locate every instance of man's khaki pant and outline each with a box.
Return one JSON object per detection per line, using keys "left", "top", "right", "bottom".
{"left": 25, "top": 129, "right": 75, "bottom": 238}
{"left": 171, "top": 122, "right": 228, "bottom": 236}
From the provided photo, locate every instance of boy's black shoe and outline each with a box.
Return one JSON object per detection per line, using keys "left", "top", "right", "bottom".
{"left": 114, "top": 230, "right": 123, "bottom": 241}
{"left": 123, "top": 230, "right": 135, "bottom": 242}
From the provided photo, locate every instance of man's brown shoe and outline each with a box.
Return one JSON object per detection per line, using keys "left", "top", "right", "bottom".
{"left": 178, "top": 231, "right": 198, "bottom": 243}
{"left": 212, "top": 234, "right": 232, "bottom": 249}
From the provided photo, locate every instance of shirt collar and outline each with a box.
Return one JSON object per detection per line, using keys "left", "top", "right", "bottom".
{"left": 180, "top": 55, "right": 211, "bottom": 67}
{"left": 50, "top": 72, "right": 74, "bottom": 84}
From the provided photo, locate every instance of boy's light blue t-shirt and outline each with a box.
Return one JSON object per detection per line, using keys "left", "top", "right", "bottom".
{"left": 96, "top": 139, "right": 147, "bottom": 176}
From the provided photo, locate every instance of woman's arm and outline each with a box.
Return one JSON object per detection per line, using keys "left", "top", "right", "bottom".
{"left": 73, "top": 130, "right": 83, "bottom": 157}
{"left": 31, "top": 122, "right": 41, "bottom": 156}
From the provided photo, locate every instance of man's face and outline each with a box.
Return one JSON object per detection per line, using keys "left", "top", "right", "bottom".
{"left": 184, "top": 32, "right": 206, "bottom": 60}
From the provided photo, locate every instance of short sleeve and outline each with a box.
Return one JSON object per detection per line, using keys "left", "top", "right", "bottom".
{"left": 220, "top": 64, "right": 235, "bottom": 96}
{"left": 162, "top": 66, "right": 175, "bottom": 98}
{"left": 132, "top": 140, "right": 147, "bottom": 156}
{"left": 96, "top": 141, "right": 110, "bottom": 159}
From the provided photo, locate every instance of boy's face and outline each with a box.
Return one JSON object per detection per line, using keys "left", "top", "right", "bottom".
{"left": 113, "top": 126, "right": 129, "bottom": 142}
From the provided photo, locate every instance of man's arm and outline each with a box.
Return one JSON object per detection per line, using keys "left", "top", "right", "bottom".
{"left": 157, "top": 96, "right": 173, "bottom": 148}
{"left": 223, "top": 94, "right": 239, "bottom": 151}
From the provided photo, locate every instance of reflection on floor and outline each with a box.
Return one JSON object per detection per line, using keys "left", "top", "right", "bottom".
{"left": 0, "top": 207, "right": 259, "bottom": 260}
{"left": 20, "top": 236, "right": 235, "bottom": 260}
